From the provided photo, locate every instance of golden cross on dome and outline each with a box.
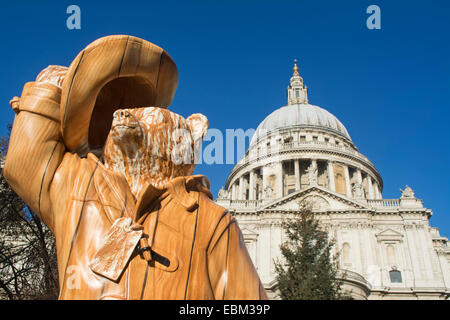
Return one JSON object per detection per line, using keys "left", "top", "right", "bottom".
{"left": 293, "top": 59, "right": 299, "bottom": 76}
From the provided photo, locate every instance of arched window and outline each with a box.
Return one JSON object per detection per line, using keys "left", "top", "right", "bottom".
{"left": 389, "top": 270, "right": 402, "bottom": 283}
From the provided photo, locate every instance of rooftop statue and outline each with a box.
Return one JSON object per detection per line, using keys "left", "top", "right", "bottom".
{"left": 400, "top": 185, "right": 415, "bottom": 198}
{"left": 217, "top": 187, "right": 229, "bottom": 199}
{"left": 4, "top": 35, "right": 267, "bottom": 300}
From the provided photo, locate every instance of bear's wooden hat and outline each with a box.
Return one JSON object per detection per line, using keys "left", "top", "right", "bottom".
{"left": 60, "top": 35, "right": 178, "bottom": 155}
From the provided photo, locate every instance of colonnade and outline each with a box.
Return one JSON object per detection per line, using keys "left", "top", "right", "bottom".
{"left": 229, "top": 158, "right": 381, "bottom": 201}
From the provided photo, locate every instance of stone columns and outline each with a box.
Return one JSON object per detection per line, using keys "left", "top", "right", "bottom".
{"left": 262, "top": 166, "right": 268, "bottom": 202}
{"left": 372, "top": 182, "right": 380, "bottom": 199}
{"left": 438, "top": 251, "right": 450, "bottom": 289}
{"left": 294, "top": 159, "right": 300, "bottom": 191}
{"left": 355, "top": 169, "right": 364, "bottom": 198}
{"left": 231, "top": 183, "right": 236, "bottom": 200}
{"left": 308, "top": 159, "right": 318, "bottom": 186}
{"left": 249, "top": 170, "right": 255, "bottom": 200}
{"left": 367, "top": 176, "right": 374, "bottom": 199}
{"left": 344, "top": 165, "right": 352, "bottom": 198}
{"left": 239, "top": 176, "right": 244, "bottom": 200}
{"left": 356, "top": 169, "right": 363, "bottom": 184}
{"left": 375, "top": 184, "right": 381, "bottom": 199}
{"left": 311, "top": 159, "right": 317, "bottom": 174}
{"left": 277, "top": 161, "right": 283, "bottom": 198}
{"left": 328, "top": 161, "right": 335, "bottom": 192}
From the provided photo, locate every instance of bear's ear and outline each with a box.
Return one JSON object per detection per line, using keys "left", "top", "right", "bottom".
{"left": 186, "top": 113, "right": 209, "bottom": 143}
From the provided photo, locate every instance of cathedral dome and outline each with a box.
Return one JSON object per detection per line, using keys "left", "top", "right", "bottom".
{"left": 251, "top": 103, "right": 351, "bottom": 146}
{"left": 224, "top": 59, "right": 383, "bottom": 202}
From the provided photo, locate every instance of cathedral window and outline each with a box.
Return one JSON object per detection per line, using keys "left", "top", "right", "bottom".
{"left": 334, "top": 165, "right": 346, "bottom": 195}
{"left": 389, "top": 270, "right": 402, "bottom": 283}
{"left": 283, "top": 161, "right": 296, "bottom": 195}
{"left": 316, "top": 161, "right": 327, "bottom": 188}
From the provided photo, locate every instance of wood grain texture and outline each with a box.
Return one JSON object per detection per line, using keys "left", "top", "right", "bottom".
{"left": 3, "top": 35, "right": 267, "bottom": 300}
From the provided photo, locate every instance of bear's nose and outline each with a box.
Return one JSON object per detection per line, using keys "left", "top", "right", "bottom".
{"left": 113, "top": 110, "right": 131, "bottom": 120}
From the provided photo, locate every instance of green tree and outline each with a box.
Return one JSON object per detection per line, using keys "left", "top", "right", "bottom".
{"left": 274, "top": 207, "right": 350, "bottom": 300}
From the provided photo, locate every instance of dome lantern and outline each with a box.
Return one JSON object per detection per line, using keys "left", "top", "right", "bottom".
{"left": 287, "top": 59, "right": 308, "bottom": 105}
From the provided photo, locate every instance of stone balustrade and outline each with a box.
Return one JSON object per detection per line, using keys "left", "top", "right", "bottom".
{"left": 367, "top": 198, "right": 425, "bottom": 209}
{"left": 248, "top": 139, "right": 368, "bottom": 162}
{"left": 227, "top": 199, "right": 262, "bottom": 209}
{"left": 221, "top": 198, "right": 407, "bottom": 210}
{"left": 337, "top": 269, "right": 372, "bottom": 290}
{"left": 222, "top": 198, "right": 426, "bottom": 211}
{"left": 368, "top": 199, "right": 400, "bottom": 208}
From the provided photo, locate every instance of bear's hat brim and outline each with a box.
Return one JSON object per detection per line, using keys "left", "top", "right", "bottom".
{"left": 60, "top": 35, "right": 178, "bottom": 155}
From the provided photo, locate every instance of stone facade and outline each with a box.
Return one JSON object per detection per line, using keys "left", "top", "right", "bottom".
{"left": 216, "top": 62, "right": 450, "bottom": 300}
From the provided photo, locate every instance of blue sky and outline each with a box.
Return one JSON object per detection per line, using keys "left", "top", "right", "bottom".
{"left": 1, "top": 1, "right": 449, "bottom": 235}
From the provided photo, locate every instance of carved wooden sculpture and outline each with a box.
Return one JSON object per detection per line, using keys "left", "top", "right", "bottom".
{"left": 4, "top": 35, "right": 267, "bottom": 300}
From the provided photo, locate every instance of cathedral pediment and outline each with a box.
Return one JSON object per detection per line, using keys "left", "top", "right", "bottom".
{"left": 262, "top": 186, "right": 367, "bottom": 212}
{"left": 375, "top": 228, "right": 403, "bottom": 242}
{"left": 240, "top": 226, "right": 259, "bottom": 236}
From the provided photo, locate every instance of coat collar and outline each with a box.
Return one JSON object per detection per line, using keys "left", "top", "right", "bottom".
{"left": 134, "top": 175, "right": 213, "bottom": 222}
{"left": 87, "top": 153, "right": 212, "bottom": 223}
